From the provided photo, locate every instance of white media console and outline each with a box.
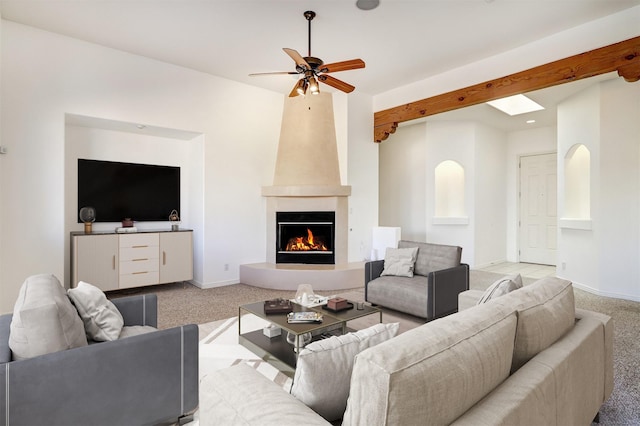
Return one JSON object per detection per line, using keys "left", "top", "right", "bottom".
{"left": 71, "top": 229, "right": 193, "bottom": 291}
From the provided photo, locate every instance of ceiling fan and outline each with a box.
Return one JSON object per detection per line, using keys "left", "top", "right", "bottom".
{"left": 249, "top": 10, "right": 365, "bottom": 97}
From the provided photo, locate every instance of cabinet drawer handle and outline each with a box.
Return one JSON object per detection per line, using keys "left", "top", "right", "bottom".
{"left": 132, "top": 271, "right": 148, "bottom": 275}
{"left": 132, "top": 245, "right": 148, "bottom": 248}
{"left": 163, "top": 251, "right": 166, "bottom": 265}
{"left": 133, "top": 258, "right": 148, "bottom": 262}
{"left": 112, "top": 255, "right": 116, "bottom": 270}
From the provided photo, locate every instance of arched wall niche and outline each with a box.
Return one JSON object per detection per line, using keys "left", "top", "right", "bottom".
{"left": 564, "top": 144, "right": 591, "bottom": 219}
{"left": 434, "top": 160, "right": 466, "bottom": 221}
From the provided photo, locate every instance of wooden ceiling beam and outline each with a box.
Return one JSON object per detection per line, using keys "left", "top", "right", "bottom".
{"left": 374, "top": 36, "right": 640, "bottom": 143}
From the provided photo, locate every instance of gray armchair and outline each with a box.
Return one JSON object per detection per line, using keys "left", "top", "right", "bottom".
{"left": 365, "top": 240, "right": 469, "bottom": 320}
{"left": 0, "top": 294, "right": 198, "bottom": 426}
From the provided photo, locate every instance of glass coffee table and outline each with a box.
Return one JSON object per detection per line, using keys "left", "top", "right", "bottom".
{"left": 238, "top": 300, "right": 382, "bottom": 377}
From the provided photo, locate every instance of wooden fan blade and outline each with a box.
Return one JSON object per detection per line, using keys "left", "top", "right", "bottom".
{"left": 318, "top": 75, "right": 355, "bottom": 93}
{"left": 320, "top": 59, "right": 365, "bottom": 73}
{"left": 283, "top": 48, "right": 310, "bottom": 70}
{"left": 249, "top": 71, "right": 299, "bottom": 76}
{"left": 288, "top": 84, "right": 301, "bottom": 97}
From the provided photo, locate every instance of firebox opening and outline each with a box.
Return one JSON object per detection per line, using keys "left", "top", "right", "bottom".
{"left": 276, "top": 211, "right": 335, "bottom": 264}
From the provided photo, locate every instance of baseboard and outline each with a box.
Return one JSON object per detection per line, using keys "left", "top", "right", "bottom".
{"left": 565, "top": 278, "right": 640, "bottom": 302}
{"left": 190, "top": 279, "right": 239, "bottom": 289}
{"left": 472, "top": 259, "right": 508, "bottom": 270}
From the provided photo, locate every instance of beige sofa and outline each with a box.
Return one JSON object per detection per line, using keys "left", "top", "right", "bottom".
{"left": 201, "top": 276, "right": 612, "bottom": 425}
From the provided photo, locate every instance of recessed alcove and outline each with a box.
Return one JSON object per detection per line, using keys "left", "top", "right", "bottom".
{"left": 561, "top": 143, "right": 592, "bottom": 230}
{"left": 434, "top": 160, "right": 468, "bottom": 225}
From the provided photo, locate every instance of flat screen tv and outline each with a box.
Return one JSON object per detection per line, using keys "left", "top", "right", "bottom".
{"left": 78, "top": 159, "right": 180, "bottom": 223}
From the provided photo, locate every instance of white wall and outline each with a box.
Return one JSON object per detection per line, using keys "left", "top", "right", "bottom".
{"left": 378, "top": 120, "right": 493, "bottom": 267}
{"left": 0, "top": 21, "right": 285, "bottom": 312}
{"left": 506, "top": 126, "right": 557, "bottom": 261}
{"left": 425, "top": 121, "right": 476, "bottom": 265}
{"left": 557, "top": 78, "right": 640, "bottom": 301}
{"left": 0, "top": 14, "right": 4, "bottom": 307}
{"left": 344, "top": 92, "right": 378, "bottom": 262}
{"left": 473, "top": 123, "right": 507, "bottom": 267}
{"left": 596, "top": 78, "right": 639, "bottom": 300}
{"left": 378, "top": 122, "right": 427, "bottom": 242}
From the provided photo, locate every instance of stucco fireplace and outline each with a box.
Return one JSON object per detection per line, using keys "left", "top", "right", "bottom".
{"left": 239, "top": 92, "right": 363, "bottom": 291}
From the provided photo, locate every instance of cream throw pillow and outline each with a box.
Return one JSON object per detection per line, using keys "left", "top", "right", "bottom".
{"left": 477, "top": 273, "right": 523, "bottom": 304}
{"left": 9, "top": 274, "right": 88, "bottom": 360}
{"left": 291, "top": 322, "right": 399, "bottom": 421}
{"left": 381, "top": 247, "right": 419, "bottom": 277}
{"left": 68, "top": 281, "right": 124, "bottom": 342}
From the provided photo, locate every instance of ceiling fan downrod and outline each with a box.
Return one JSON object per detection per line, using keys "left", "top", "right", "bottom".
{"left": 304, "top": 10, "right": 316, "bottom": 58}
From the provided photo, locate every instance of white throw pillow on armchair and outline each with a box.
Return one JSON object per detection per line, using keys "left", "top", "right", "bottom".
{"left": 291, "top": 322, "right": 399, "bottom": 421}
{"left": 68, "top": 281, "right": 124, "bottom": 341}
{"left": 380, "top": 247, "right": 419, "bottom": 277}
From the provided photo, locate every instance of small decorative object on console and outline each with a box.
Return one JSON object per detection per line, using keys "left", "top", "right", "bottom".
{"left": 121, "top": 218, "right": 134, "bottom": 228}
{"left": 327, "top": 297, "right": 350, "bottom": 311}
{"left": 79, "top": 206, "right": 96, "bottom": 234}
{"left": 264, "top": 298, "right": 293, "bottom": 315}
{"left": 287, "top": 311, "right": 323, "bottom": 324}
{"left": 169, "top": 209, "right": 181, "bottom": 231}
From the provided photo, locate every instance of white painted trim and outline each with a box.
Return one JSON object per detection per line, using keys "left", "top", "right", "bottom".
{"left": 432, "top": 217, "right": 469, "bottom": 225}
{"left": 569, "top": 280, "right": 640, "bottom": 302}
{"left": 559, "top": 218, "right": 592, "bottom": 230}
{"left": 190, "top": 279, "right": 239, "bottom": 289}
{"left": 473, "top": 260, "right": 509, "bottom": 270}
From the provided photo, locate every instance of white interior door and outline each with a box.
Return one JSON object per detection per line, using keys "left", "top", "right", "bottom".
{"left": 519, "top": 153, "right": 557, "bottom": 265}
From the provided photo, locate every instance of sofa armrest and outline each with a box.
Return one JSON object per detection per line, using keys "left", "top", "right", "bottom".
{"left": 458, "top": 289, "right": 485, "bottom": 311}
{"left": 111, "top": 294, "right": 158, "bottom": 327}
{"left": 1, "top": 323, "right": 198, "bottom": 426}
{"left": 364, "top": 260, "right": 385, "bottom": 300}
{"left": 576, "top": 308, "right": 614, "bottom": 400}
{"left": 427, "top": 263, "right": 470, "bottom": 320}
{"left": 0, "top": 314, "right": 12, "bottom": 364}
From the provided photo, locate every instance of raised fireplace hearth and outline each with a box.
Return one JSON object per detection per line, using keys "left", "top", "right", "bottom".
{"left": 276, "top": 211, "right": 335, "bottom": 264}
{"left": 239, "top": 93, "right": 363, "bottom": 291}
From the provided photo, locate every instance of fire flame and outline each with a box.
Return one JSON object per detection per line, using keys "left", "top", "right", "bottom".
{"left": 286, "top": 228, "right": 328, "bottom": 251}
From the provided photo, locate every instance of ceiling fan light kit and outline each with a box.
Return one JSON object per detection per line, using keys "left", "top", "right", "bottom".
{"left": 250, "top": 11, "right": 365, "bottom": 97}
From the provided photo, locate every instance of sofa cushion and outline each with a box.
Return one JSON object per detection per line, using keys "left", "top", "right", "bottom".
{"left": 380, "top": 247, "right": 418, "bottom": 277}
{"left": 291, "top": 323, "right": 399, "bottom": 421}
{"left": 201, "top": 363, "right": 331, "bottom": 425}
{"left": 9, "top": 274, "right": 88, "bottom": 360}
{"left": 366, "top": 275, "right": 429, "bottom": 318}
{"left": 68, "top": 281, "right": 124, "bottom": 341}
{"left": 503, "top": 276, "right": 575, "bottom": 372}
{"left": 343, "top": 302, "right": 517, "bottom": 426}
{"left": 398, "top": 240, "right": 461, "bottom": 276}
{"left": 477, "top": 273, "right": 523, "bottom": 304}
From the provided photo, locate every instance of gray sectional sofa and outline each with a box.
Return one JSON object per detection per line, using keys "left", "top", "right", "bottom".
{"left": 202, "top": 276, "right": 613, "bottom": 425}
{"left": 0, "top": 275, "right": 199, "bottom": 426}
{"left": 365, "top": 240, "right": 469, "bottom": 320}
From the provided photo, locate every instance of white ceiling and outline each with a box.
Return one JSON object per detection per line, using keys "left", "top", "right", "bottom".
{"left": 1, "top": 0, "right": 638, "bottom": 131}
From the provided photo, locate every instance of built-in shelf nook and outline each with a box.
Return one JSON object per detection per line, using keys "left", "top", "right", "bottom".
{"left": 560, "top": 144, "right": 592, "bottom": 230}
{"left": 433, "top": 160, "right": 468, "bottom": 225}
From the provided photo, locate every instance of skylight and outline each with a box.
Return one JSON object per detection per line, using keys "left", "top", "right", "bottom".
{"left": 486, "top": 94, "right": 544, "bottom": 116}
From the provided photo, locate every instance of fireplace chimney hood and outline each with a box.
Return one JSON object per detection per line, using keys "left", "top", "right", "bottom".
{"left": 263, "top": 92, "right": 350, "bottom": 197}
